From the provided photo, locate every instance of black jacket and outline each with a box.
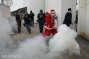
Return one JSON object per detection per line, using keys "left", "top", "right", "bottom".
{"left": 15, "top": 14, "right": 21, "bottom": 23}
{"left": 30, "top": 13, "right": 35, "bottom": 21}
{"left": 63, "top": 12, "right": 72, "bottom": 25}
{"left": 24, "top": 14, "right": 31, "bottom": 24}
{"left": 37, "top": 13, "right": 45, "bottom": 24}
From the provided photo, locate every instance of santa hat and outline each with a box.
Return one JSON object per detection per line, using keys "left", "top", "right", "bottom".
{"left": 50, "top": 9, "right": 55, "bottom": 13}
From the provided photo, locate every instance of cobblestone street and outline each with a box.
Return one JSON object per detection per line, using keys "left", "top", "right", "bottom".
{"left": 12, "top": 23, "right": 89, "bottom": 59}
{"left": 12, "top": 23, "right": 41, "bottom": 40}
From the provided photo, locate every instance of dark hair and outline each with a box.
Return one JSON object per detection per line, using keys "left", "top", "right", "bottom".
{"left": 30, "top": 10, "right": 32, "bottom": 13}
{"left": 40, "top": 9, "right": 43, "bottom": 13}
{"left": 68, "top": 8, "right": 71, "bottom": 11}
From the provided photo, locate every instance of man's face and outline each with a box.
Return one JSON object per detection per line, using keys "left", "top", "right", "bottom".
{"left": 41, "top": 11, "right": 43, "bottom": 13}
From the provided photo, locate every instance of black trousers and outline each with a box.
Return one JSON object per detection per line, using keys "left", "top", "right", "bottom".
{"left": 63, "top": 22, "right": 71, "bottom": 27}
{"left": 39, "top": 23, "right": 44, "bottom": 33}
{"left": 66, "top": 24, "right": 71, "bottom": 27}
{"left": 31, "top": 20, "right": 34, "bottom": 27}
{"left": 17, "top": 22, "right": 21, "bottom": 33}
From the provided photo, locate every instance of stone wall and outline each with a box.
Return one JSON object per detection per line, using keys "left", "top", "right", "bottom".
{"left": 78, "top": 0, "right": 89, "bottom": 40}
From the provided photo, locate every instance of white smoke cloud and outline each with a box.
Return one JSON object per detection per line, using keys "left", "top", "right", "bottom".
{"left": 8, "top": 25, "right": 80, "bottom": 59}
{"left": 9, "top": 19, "right": 17, "bottom": 33}
{"left": 11, "top": 35, "right": 48, "bottom": 59}
{"left": 4, "top": 0, "right": 13, "bottom": 7}
{"left": 49, "top": 25, "right": 80, "bottom": 56}
{"left": 0, "top": 18, "right": 80, "bottom": 59}
{"left": 0, "top": 18, "right": 12, "bottom": 34}
{"left": 0, "top": 9, "right": 16, "bottom": 59}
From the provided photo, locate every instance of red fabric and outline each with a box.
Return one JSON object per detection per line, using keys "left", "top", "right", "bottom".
{"left": 45, "top": 13, "right": 51, "bottom": 28}
{"left": 43, "top": 28, "right": 57, "bottom": 36}
{"left": 45, "top": 13, "right": 55, "bottom": 28}
{"left": 43, "top": 13, "right": 57, "bottom": 36}
{"left": 50, "top": 9, "right": 55, "bottom": 13}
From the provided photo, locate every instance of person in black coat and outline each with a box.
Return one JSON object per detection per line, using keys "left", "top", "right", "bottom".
{"left": 75, "top": 11, "right": 78, "bottom": 24}
{"left": 63, "top": 8, "right": 73, "bottom": 27}
{"left": 37, "top": 9, "right": 45, "bottom": 33}
{"left": 15, "top": 10, "right": 21, "bottom": 33}
{"left": 30, "top": 11, "right": 35, "bottom": 27}
{"left": 75, "top": 11, "right": 78, "bottom": 31}
{"left": 24, "top": 13, "right": 31, "bottom": 34}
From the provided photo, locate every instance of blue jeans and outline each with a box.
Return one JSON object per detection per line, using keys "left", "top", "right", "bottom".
{"left": 25, "top": 23, "right": 31, "bottom": 34}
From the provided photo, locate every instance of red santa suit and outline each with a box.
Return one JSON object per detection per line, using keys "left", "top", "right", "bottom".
{"left": 43, "top": 10, "right": 57, "bottom": 36}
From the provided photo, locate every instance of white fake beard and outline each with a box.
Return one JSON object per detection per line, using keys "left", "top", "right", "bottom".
{"left": 51, "top": 14, "right": 55, "bottom": 16}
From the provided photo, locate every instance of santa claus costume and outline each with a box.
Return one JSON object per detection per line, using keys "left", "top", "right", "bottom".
{"left": 43, "top": 9, "right": 57, "bottom": 36}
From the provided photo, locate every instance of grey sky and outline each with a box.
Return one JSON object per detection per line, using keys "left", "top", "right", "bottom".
{"left": 10, "top": 0, "right": 79, "bottom": 11}
{"left": 10, "top": 0, "right": 23, "bottom": 11}
{"left": 0, "top": 0, "right": 79, "bottom": 11}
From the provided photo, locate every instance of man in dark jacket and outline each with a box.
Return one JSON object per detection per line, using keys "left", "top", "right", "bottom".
{"left": 63, "top": 8, "right": 73, "bottom": 27}
{"left": 30, "top": 11, "right": 35, "bottom": 27}
{"left": 75, "top": 11, "right": 78, "bottom": 31}
{"left": 15, "top": 10, "right": 21, "bottom": 33}
{"left": 24, "top": 13, "right": 31, "bottom": 34}
{"left": 37, "top": 9, "right": 45, "bottom": 33}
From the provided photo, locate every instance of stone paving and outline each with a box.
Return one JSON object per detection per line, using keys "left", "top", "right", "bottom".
{"left": 12, "top": 23, "right": 41, "bottom": 40}
{"left": 75, "top": 37, "right": 89, "bottom": 59}
{"left": 12, "top": 23, "right": 89, "bottom": 59}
